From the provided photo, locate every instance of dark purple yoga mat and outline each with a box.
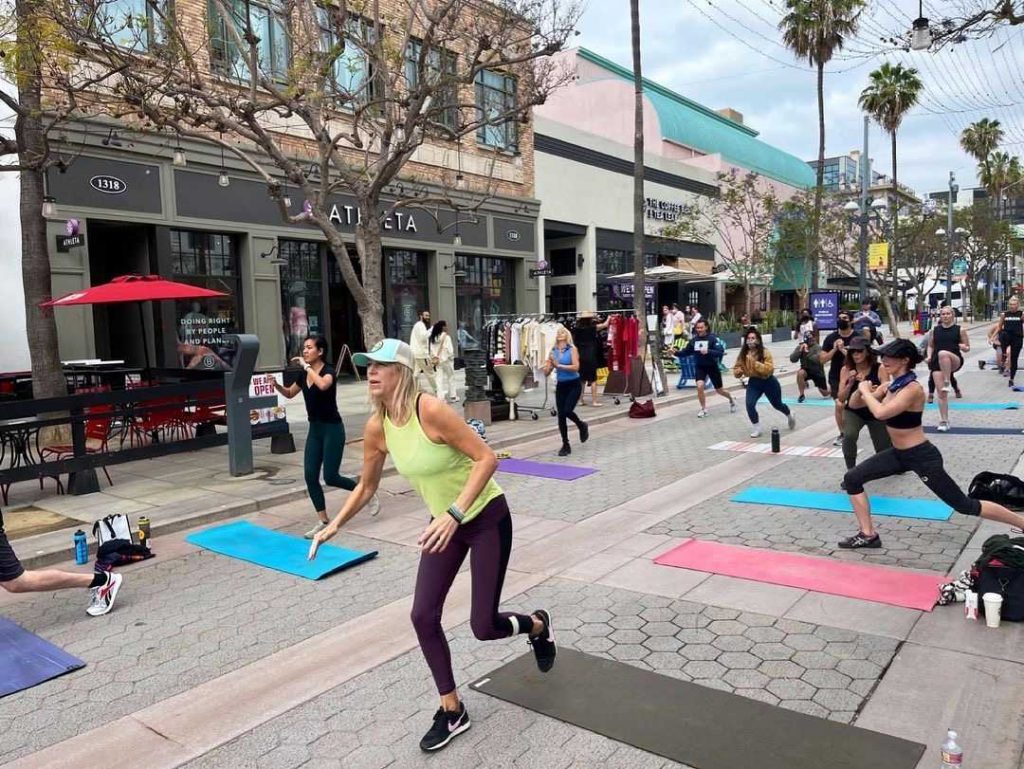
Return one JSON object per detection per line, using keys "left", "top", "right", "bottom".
{"left": 0, "top": 617, "right": 85, "bottom": 698}
{"left": 497, "top": 458, "right": 597, "bottom": 481}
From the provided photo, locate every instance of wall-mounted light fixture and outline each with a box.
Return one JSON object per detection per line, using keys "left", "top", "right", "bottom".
{"left": 577, "top": 254, "right": 585, "bottom": 268}
{"left": 281, "top": 185, "right": 292, "bottom": 208}
{"left": 42, "top": 195, "right": 58, "bottom": 218}
{"left": 218, "top": 141, "right": 230, "bottom": 187}
{"left": 102, "top": 128, "right": 123, "bottom": 147}
{"left": 443, "top": 259, "right": 467, "bottom": 279}
{"left": 259, "top": 243, "right": 288, "bottom": 265}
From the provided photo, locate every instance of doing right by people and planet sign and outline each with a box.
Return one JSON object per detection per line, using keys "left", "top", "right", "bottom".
{"left": 810, "top": 291, "right": 840, "bottom": 331}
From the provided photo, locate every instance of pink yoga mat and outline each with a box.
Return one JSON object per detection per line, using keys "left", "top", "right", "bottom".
{"left": 655, "top": 539, "right": 946, "bottom": 611}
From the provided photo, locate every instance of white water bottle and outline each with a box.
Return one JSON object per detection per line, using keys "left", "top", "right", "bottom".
{"left": 941, "top": 729, "right": 963, "bottom": 767}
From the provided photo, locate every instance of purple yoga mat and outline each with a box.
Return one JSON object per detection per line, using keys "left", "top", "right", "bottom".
{"left": 497, "top": 458, "right": 598, "bottom": 481}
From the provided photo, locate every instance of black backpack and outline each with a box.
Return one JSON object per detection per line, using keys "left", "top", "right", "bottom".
{"left": 968, "top": 471, "right": 1024, "bottom": 512}
{"left": 973, "top": 534, "right": 1024, "bottom": 622}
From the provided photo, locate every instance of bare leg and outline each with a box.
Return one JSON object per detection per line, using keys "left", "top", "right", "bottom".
{"left": 848, "top": 492, "right": 877, "bottom": 537}
{"left": 834, "top": 400, "right": 844, "bottom": 434}
{"left": 1, "top": 569, "right": 93, "bottom": 593}
{"left": 938, "top": 350, "right": 957, "bottom": 390}
{"left": 714, "top": 386, "right": 735, "bottom": 406}
{"left": 796, "top": 370, "right": 807, "bottom": 398}
{"left": 696, "top": 381, "right": 707, "bottom": 410}
{"left": 933, "top": 371, "right": 950, "bottom": 424}
{"left": 979, "top": 500, "right": 1024, "bottom": 529}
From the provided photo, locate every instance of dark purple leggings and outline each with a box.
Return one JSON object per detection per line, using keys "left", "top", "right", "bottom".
{"left": 410, "top": 494, "right": 533, "bottom": 694}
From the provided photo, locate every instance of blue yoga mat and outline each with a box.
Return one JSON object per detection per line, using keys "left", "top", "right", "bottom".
{"left": 731, "top": 486, "right": 953, "bottom": 521}
{"left": 783, "top": 398, "right": 1019, "bottom": 411}
{"left": 186, "top": 521, "right": 377, "bottom": 580}
{"left": 0, "top": 617, "right": 85, "bottom": 698}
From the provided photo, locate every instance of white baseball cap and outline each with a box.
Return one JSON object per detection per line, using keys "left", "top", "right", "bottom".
{"left": 353, "top": 339, "right": 415, "bottom": 370}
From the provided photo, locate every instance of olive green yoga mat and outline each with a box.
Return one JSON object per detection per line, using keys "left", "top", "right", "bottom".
{"left": 472, "top": 649, "right": 925, "bottom": 769}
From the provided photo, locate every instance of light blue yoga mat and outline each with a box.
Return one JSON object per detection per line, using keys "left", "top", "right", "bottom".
{"left": 731, "top": 486, "right": 953, "bottom": 521}
{"left": 186, "top": 521, "right": 377, "bottom": 580}
{"left": 783, "top": 398, "right": 1019, "bottom": 411}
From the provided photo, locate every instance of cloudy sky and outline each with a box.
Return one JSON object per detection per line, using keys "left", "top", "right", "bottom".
{"left": 574, "top": 0, "right": 1024, "bottom": 197}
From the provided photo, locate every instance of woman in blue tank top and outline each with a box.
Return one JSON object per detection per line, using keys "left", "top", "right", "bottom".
{"left": 544, "top": 327, "right": 589, "bottom": 456}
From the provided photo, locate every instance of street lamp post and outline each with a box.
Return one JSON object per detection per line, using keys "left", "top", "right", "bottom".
{"left": 944, "top": 171, "right": 958, "bottom": 304}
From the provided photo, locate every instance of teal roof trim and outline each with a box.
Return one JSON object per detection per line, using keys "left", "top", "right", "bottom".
{"left": 577, "top": 48, "right": 815, "bottom": 189}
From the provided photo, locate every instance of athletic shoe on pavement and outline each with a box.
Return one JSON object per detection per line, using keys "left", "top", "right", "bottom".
{"left": 838, "top": 532, "right": 882, "bottom": 549}
{"left": 579, "top": 422, "right": 590, "bottom": 443}
{"left": 937, "top": 422, "right": 950, "bottom": 433}
{"left": 832, "top": 434, "right": 843, "bottom": 447}
{"left": 558, "top": 444, "right": 571, "bottom": 457}
{"left": 942, "top": 384, "right": 953, "bottom": 393}
{"left": 797, "top": 394, "right": 805, "bottom": 403}
{"left": 749, "top": 426, "right": 762, "bottom": 438}
{"left": 528, "top": 609, "right": 557, "bottom": 672}
{"left": 730, "top": 400, "right": 737, "bottom": 414}
{"left": 365, "top": 494, "right": 381, "bottom": 517}
{"left": 304, "top": 521, "right": 328, "bottom": 539}
{"left": 86, "top": 572, "right": 123, "bottom": 617}
{"left": 1010, "top": 380, "right": 1015, "bottom": 388}
{"left": 419, "top": 703, "right": 471, "bottom": 752}
{"left": 787, "top": 414, "right": 797, "bottom": 430}
{"left": 696, "top": 409, "right": 708, "bottom": 418}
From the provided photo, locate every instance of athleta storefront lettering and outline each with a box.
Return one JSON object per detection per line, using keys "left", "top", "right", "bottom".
{"left": 328, "top": 204, "right": 418, "bottom": 233}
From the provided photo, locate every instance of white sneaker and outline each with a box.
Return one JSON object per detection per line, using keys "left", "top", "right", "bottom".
{"left": 86, "top": 572, "right": 123, "bottom": 617}
{"left": 304, "top": 521, "right": 328, "bottom": 539}
{"left": 365, "top": 493, "right": 381, "bottom": 517}
{"left": 832, "top": 434, "right": 843, "bottom": 447}
{"left": 729, "top": 400, "right": 737, "bottom": 414}
{"left": 787, "top": 414, "right": 797, "bottom": 430}
{"left": 749, "top": 426, "right": 762, "bottom": 438}
{"left": 696, "top": 409, "right": 708, "bottom": 419}
{"left": 937, "top": 422, "right": 950, "bottom": 433}
{"left": 942, "top": 384, "right": 953, "bottom": 393}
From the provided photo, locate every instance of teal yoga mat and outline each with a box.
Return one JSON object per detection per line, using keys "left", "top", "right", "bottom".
{"left": 783, "top": 398, "right": 1019, "bottom": 411}
{"left": 186, "top": 521, "right": 377, "bottom": 579}
{"left": 731, "top": 486, "right": 953, "bottom": 521}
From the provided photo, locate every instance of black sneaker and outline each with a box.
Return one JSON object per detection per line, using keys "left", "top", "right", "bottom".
{"left": 419, "top": 703, "right": 470, "bottom": 752}
{"left": 557, "top": 444, "right": 571, "bottom": 457}
{"left": 797, "top": 394, "right": 806, "bottom": 403}
{"left": 579, "top": 422, "right": 590, "bottom": 443}
{"left": 838, "top": 532, "right": 882, "bottom": 549}
{"left": 528, "top": 609, "right": 556, "bottom": 672}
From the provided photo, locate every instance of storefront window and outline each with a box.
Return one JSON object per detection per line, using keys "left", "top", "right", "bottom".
{"left": 455, "top": 255, "right": 516, "bottom": 352}
{"left": 279, "top": 239, "right": 325, "bottom": 363}
{"left": 387, "top": 249, "right": 429, "bottom": 343}
{"left": 596, "top": 248, "right": 658, "bottom": 313}
{"left": 170, "top": 229, "right": 241, "bottom": 369}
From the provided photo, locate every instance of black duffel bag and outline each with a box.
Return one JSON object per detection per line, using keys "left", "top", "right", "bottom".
{"left": 974, "top": 533, "right": 1024, "bottom": 622}
{"left": 968, "top": 471, "right": 1024, "bottom": 511}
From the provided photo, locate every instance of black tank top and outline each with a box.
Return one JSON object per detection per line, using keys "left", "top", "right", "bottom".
{"left": 845, "top": 362, "right": 881, "bottom": 420}
{"left": 932, "top": 324, "right": 961, "bottom": 358}
{"left": 1003, "top": 311, "right": 1023, "bottom": 339}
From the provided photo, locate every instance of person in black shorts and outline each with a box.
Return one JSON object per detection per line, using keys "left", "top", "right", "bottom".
{"left": 678, "top": 318, "right": 736, "bottom": 418}
{"left": 0, "top": 510, "right": 123, "bottom": 616}
{"left": 996, "top": 295, "right": 1023, "bottom": 387}
{"left": 790, "top": 328, "right": 829, "bottom": 402}
{"left": 927, "top": 305, "right": 970, "bottom": 432}
{"left": 839, "top": 338, "right": 1024, "bottom": 548}
{"left": 820, "top": 311, "right": 856, "bottom": 446}
{"left": 574, "top": 312, "right": 611, "bottom": 407}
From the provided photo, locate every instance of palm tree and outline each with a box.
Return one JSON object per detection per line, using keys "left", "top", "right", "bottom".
{"left": 858, "top": 62, "right": 923, "bottom": 244}
{"left": 779, "top": 0, "right": 865, "bottom": 289}
{"left": 960, "top": 118, "right": 1003, "bottom": 187}
{"left": 981, "top": 151, "right": 1024, "bottom": 217}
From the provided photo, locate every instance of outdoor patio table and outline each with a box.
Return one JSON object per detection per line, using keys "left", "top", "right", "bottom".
{"left": 0, "top": 415, "right": 67, "bottom": 504}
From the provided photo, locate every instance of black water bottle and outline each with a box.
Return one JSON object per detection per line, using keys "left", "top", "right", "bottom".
{"left": 770, "top": 427, "right": 781, "bottom": 453}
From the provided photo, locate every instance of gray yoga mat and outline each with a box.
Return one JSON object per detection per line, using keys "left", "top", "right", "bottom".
{"left": 472, "top": 650, "right": 925, "bottom": 769}
{"left": 924, "top": 425, "right": 1023, "bottom": 435}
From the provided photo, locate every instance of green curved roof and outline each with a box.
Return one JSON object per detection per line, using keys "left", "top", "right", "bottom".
{"left": 578, "top": 49, "right": 815, "bottom": 189}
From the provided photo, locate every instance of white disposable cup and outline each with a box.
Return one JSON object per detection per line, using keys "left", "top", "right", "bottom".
{"left": 983, "top": 592, "right": 1003, "bottom": 628}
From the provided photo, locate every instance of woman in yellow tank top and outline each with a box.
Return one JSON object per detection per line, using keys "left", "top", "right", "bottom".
{"left": 308, "top": 339, "right": 556, "bottom": 753}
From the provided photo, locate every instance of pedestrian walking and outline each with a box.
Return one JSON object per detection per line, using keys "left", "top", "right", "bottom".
{"left": 428, "top": 320, "right": 459, "bottom": 402}
{"left": 927, "top": 305, "right": 970, "bottom": 432}
{"left": 409, "top": 309, "right": 435, "bottom": 393}
{"left": 1, "top": 512, "right": 123, "bottom": 616}
{"left": 839, "top": 338, "right": 1024, "bottom": 549}
{"left": 996, "top": 295, "right": 1023, "bottom": 387}
{"left": 790, "top": 328, "right": 829, "bottom": 402}
{"left": 679, "top": 318, "right": 736, "bottom": 418}
{"left": 269, "top": 335, "right": 378, "bottom": 538}
{"left": 837, "top": 336, "right": 891, "bottom": 470}
{"left": 544, "top": 327, "right": 589, "bottom": 455}
{"left": 309, "top": 339, "right": 556, "bottom": 753}
{"left": 732, "top": 327, "right": 796, "bottom": 438}
{"left": 820, "top": 310, "right": 856, "bottom": 446}
{"left": 575, "top": 311, "right": 610, "bottom": 407}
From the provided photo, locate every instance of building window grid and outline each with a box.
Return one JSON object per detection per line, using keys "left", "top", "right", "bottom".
{"left": 210, "top": 0, "right": 290, "bottom": 81}
{"left": 596, "top": 248, "right": 658, "bottom": 277}
{"left": 475, "top": 69, "right": 518, "bottom": 152}
{"left": 318, "top": 12, "right": 378, "bottom": 103}
{"left": 99, "top": 0, "right": 170, "bottom": 50}
{"left": 169, "top": 230, "right": 237, "bottom": 277}
{"left": 405, "top": 39, "right": 458, "bottom": 130}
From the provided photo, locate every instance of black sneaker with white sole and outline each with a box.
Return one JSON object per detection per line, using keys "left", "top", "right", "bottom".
{"left": 528, "top": 609, "right": 556, "bottom": 672}
{"left": 419, "top": 703, "right": 470, "bottom": 752}
{"left": 837, "top": 531, "right": 882, "bottom": 549}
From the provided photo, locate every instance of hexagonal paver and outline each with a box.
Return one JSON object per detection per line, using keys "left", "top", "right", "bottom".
{"left": 750, "top": 643, "right": 794, "bottom": 661}
{"left": 675, "top": 628, "right": 715, "bottom": 644}
{"left": 684, "top": 660, "right": 728, "bottom": 680}
{"left": 579, "top": 609, "right": 613, "bottom": 624}
{"left": 744, "top": 626, "right": 786, "bottom": 643}
{"left": 679, "top": 644, "right": 721, "bottom": 661}
{"left": 609, "top": 644, "right": 650, "bottom": 661}
{"left": 639, "top": 607, "right": 677, "bottom": 623}
{"left": 706, "top": 620, "right": 747, "bottom": 636}
{"left": 643, "top": 636, "right": 684, "bottom": 653}
{"left": 609, "top": 629, "right": 647, "bottom": 645}
{"left": 758, "top": 660, "right": 805, "bottom": 679}
{"left": 801, "top": 669, "right": 853, "bottom": 689}
{"left": 766, "top": 678, "right": 816, "bottom": 701}
{"left": 783, "top": 634, "right": 827, "bottom": 652}
{"left": 712, "top": 635, "right": 754, "bottom": 653}
{"left": 836, "top": 659, "right": 883, "bottom": 679}
{"left": 642, "top": 621, "right": 679, "bottom": 637}
{"left": 813, "top": 688, "right": 865, "bottom": 712}
{"left": 723, "top": 669, "right": 770, "bottom": 689}
{"left": 578, "top": 623, "right": 613, "bottom": 638}
{"left": 717, "top": 651, "right": 761, "bottom": 670}
{"left": 792, "top": 651, "right": 838, "bottom": 670}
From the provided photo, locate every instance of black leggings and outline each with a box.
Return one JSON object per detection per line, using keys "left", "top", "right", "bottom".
{"left": 304, "top": 420, "right": 356, "bottom": 513}
{"left": 555, "top": 379, "right": 584, "bottom": 445}
{"left": 745, "top": 376, "right": 790, "bottom": 424}
{"left": 843, "top": 441, "right": 981, "bottom": 515}
{"left": 1004, "top": 336, "right": 1022, "bottom": 381}
{"left": 410, "top": 495, "right": 534, "bottom": 694}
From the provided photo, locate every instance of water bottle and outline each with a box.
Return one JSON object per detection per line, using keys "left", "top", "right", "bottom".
{"left": 138, "top": 516, "right": 151, "bottom": 549}
{"left": 941, "top": 729, "right": 963, "bottom": 767}
{"left": 770, "top": 427, "right": 781, "bottom": 453}
{"left": 73, "top": 530, "right": 88, "bottom": 566}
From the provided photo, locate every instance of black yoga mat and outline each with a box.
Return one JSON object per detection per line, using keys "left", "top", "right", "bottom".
{"left": 472, "top": 650, "right": 924, "bottom": 769}
{"left": 924, "top": 426, "right": 1023, "bottom": 435}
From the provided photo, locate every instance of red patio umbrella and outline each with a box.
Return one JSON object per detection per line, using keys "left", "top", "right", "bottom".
{"left": 42, "top": 274, "right": 229, "bottom": 370}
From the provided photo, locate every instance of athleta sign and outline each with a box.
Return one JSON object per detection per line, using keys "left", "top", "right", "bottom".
{"left": 328, "top": 204, "right": 418, "bottom": 233}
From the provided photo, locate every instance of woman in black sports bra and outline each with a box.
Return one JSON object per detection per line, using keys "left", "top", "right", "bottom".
{"left": 837, "top": 336, "right": 891, "bottom": 470}
{"left": 997, "top": 295, "right": 1023, "bottom": 387}
{"left": 926, "top": 305, "right": 970, "bottom": 432}
{"left": 838, "top": 338, "right": 1024, "bottom": 549}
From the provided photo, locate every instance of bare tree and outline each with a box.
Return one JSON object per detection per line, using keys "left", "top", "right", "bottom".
{"left": 54, "top": 0, "right": 581, "bottom": 344}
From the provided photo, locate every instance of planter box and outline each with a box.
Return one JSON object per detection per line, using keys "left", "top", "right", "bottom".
{"left": 771, "top": 327, "right": 792, "bottom": 343}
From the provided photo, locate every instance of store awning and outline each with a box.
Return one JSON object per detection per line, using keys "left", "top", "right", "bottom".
{"left": 607, "top": 265, "right": 716, "bottom": 283}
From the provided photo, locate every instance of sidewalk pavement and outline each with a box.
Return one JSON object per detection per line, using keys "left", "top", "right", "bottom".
{"left": 2, "top": 320, "right": 936, "bottom": 569}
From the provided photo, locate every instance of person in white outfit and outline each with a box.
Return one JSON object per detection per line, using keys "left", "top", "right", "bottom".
{"left": 429, "top": 320, "right": 459, "bottom": 402}
{"left": 409, "top": 309, "right": 435, "bottom": 394}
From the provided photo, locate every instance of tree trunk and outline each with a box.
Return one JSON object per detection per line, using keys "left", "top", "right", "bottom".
{"left": 17, "top": 0, "right": 67, "bottom": 400}
{"left": 352, "top": 202, "right": 386, "bottom": 346}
